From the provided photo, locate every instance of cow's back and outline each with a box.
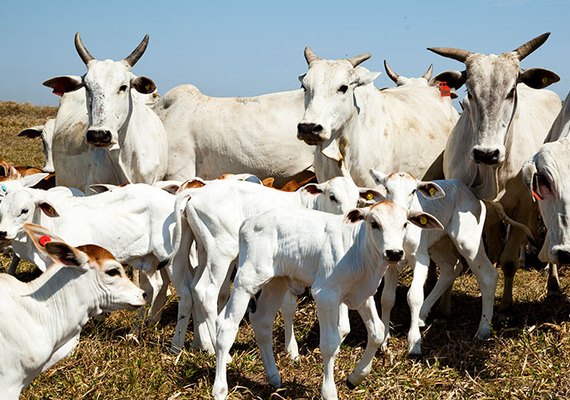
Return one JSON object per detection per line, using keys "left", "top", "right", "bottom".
{"left": 155, "top": 85, "right": 315, "bottom": 186}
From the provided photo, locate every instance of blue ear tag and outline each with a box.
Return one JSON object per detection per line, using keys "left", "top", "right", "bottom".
{"left": 0, "top": 185, "right": 6, "bottom": 193}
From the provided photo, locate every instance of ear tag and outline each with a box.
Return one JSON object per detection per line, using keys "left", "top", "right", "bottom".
{"left": 532, "top": 189, "right": 543, "bottom": 201}
{"left": 366, "top": 192, "right": 374, "bottom": 201}
{"left": 0, "top": 185, "right": 6, "bottom": 192}
{"left": 39, "top": 235, "right": 52, "bottom": 247}
{"left": 439, "top": 81, "right": 451, "bottom": 97}
{"left": 419, "top": 216, "right": 428, "bottom": 225}
{"left": 429, "top": 187, "right": 436, "bottom": 197}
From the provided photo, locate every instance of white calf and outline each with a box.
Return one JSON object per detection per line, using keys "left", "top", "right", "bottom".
{"left": 212, "top": 201, "right": 442, "bottom": 400}
{"left": 370, "top": 170, "right": 498, "bottom": 355}
{"left": 0, "top": 223, "right": 146, "bottom": 399}
{"left": 171, "top": 177, "right": 382, "bottom": 354}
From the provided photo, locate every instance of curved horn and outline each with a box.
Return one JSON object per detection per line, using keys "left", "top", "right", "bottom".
{"left": 304, "top": 47, "right": 319, "bottom": 65}
{"left": 347, "top": 52, "right": 371, "bottom": 68}
{"left": 124, "top": 35, "right": 150, "bottom": 67}
{"left": 422, "top": 64, "right": 433, "bottom": 81}
{"left": 383, "top": 60, "right": 399, "bottom": 83}
{"left": 513, "top": 32, "right": 550, "bottom": 61}
{"left": 74, "top": 32, "right": 95, "bottom": 65}
{"left": 427, "top": 47, "right": 472, "bottom": 63}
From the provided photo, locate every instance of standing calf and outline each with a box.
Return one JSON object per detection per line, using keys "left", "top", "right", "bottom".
{"left": 212, "top": 201, "right": 442, "bottom": 400}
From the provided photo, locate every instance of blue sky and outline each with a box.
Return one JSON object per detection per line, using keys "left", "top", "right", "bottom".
{"left": 1, "top": 0, "right": 569, "bottom": 106}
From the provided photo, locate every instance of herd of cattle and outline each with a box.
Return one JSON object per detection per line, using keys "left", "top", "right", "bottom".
{"left": 0, "top": 30, "right": 569, "bottom": 399}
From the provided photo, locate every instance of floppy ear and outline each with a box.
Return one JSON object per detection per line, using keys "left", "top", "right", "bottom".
{"left": 351, "top": 67, "right": 381, "bottom": 87}
{"left": 178, "top": 179, "right": 206, "bottom": 193}
{"left": 43, "top": 75, "right": 84, "bottom": 96}
{"left": 23, "top": 223, "right": 66, "bottom": 251}
{"left": 44, "top": 242, "right": 90, "bottom": 269}
{"left": 417, "top": 181, "right": 446, "bottom": 199}
{"left": 432, "top": 70, "right": 466, "bottom": 90}
{"left": 131, "top": 76, "right": 157, "bottom": 94}
{"left": 89, "top": 183, "right": 118, "bottom": 194}
{"left": 18, "top": 126, "right": 44, "bottom": 139}
{"left": 358, "top": 189, "right": 385, "bottom": 207}
{"left": 37, "top": 201, "right": 59, "bottom": 217}
{"left": 408, "top": 210, "right": 444, "bottom": 230}
{"left": 369, "top": 168, "right": 388, "bottom": 187}
{"left": 18, "top": 173, "right": 50, "bottom": 188}
{"left": 301, "top": 183, "right": 323, "bottom": 196}
{"left": 519, "top": 68, "right": 560, "bottom": 89}
{"left": 345, "top": 208, "right": 367, "bottom": 223}
{"left": 261, "top": 177, "right": 275, "bottom": 187}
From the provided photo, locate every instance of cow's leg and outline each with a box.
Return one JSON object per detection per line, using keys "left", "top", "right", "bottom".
{"left": 547, "top": 263, "right": 561, "bottom": 295}
{"left": 148, "top": 268, "right": 170, "bottom": 323}
{"left": 249, "top": 278, "right": 289, "bottom": 388}
{"left": 280, "top": 290, "right": 299, "bottom": 360}
{"left": 168, "top": 229, "right": 195, "bottom": 353}
{"left": 380, "top": 263, "right": 399, "bottom": 350}
{"left": 212, "top": 286, "right": 255, "bottom": 400}
{"left": 407, "top": 252, "right": 429, "bottom": 355}
{"left": 313, "top": 291, "right": 342, "bottom": 400}
{"left": 347, "top": 296, "right": 384, "bottom": 388}
{"left": 420, "top": 249, "right": 462, "bottom": 325}
{"left": 468, "top": 245, "right": 498, "bottom": 339}
{"left": 192, "top": 251, "right": 235, "bottom": 354}
{"left": 499, "top": 225, "right": 525, "bottom": 312}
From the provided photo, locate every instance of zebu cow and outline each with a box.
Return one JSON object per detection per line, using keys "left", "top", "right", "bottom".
{"left": 153, "top": 82, "right": 315, "bottom": 187}
{"left": 43, "top": 33, "right": 167, "bottom": 192}
{"left": 383, "top": 60, "right": 433, "bottom": 87}
{"left": 0, "top": 224, "right": 146, "bottom": 399}
{"left": 429, "top": 32, "right": 561, "bottom": 310}
{"left": 296, "top": 48, "right": 459, "bottom": 186}
{"left": 545, "top": 90, "right": 570, "bottom": 143}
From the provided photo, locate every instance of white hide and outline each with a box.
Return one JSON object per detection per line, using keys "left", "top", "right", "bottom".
{"left": 0, "top": 224, "right": 145, "bottom": 399}
{"left": 212, "top": 202, "right": 442, "bottom": 400}
{"left": 17, "top": 118, "right": 56, "bottom": 173}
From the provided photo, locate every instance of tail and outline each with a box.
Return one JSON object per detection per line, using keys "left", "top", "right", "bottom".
{"left": 483, "top": 200, "right": 537, "bottom": 247}
{"left": 168, "top": 189, "right": 196, "bottom": 266}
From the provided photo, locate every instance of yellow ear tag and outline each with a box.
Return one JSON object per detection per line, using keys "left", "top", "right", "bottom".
{"left": 420, "top": 216, "right": 427, "bottom": 225}
{"left": 366, "top": 192, "right": 374, "bottom": 201}
{"left": 429, "top": 187, "right": 436, "bottom": 197}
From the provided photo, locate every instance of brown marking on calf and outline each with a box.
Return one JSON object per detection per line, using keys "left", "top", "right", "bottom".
{"left": 76, "top": 244, "right": 118, "bottom": 264}
{"left": 16, "top": 166, "right": 43, "bottom": 177}
{"left": 179, "top": 179, "right": 206, "bottom": 191}
{"left": 261, "top": 177, "right": 275, "bottom": 187}
{"left": 274, "top": 172, "right": 318, "bottom": 192}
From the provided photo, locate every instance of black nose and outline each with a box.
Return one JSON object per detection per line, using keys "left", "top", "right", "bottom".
{"left": 556, "top": 249, "right": 570, "bottom": 264}
{"left": 0, "top": 231, "right": 7, "bottom": 240}
{"left": 384, "top": 249, "right": 404, "bottom": 262}
{"left": 142, "top": 292, "right": 148, "bottom": 300}
{"left": 297, "top": 123, "right": 324, "bottom": 137}
{"left": 86, "top": 130, "right": 112, "bottom": 145}
{"left": 472, "top": 148, "right": 500, "bottom": 165}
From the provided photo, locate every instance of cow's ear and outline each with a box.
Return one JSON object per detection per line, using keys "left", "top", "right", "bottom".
{"left": 519, "top": 68, "right": 560, "bottom": 89}
{"left": 23, "top": 223, "right": 67, "bottom": 254}
{"left": 18, "top": 126, "right": 44, "bottom": 139}
{"left": 358, "top": 189, "right": 384, "bottom": 207}
{"left": 178, "top": 179, "right": 206, "bottom": 192}
{"left": 44, "top": 242, "right": 90, "bottom": 269}
{"left": 417, "top": 181, "right": 446, "bottom": 199}
{"left": 432, "top": 70, "right": 466, "bottom": 90}
{"left": 18, "top": 173, "right": 49, "bottom": 188}
{"left": 38, "top": 201, "right": 59, "bottom": 217}
{"left": 301, "top": 183, "right": 323, "bottom": 195}
{"left": 43, "top": 75, "right": 83, "bottom": 96}
{"left": 352, "top": 67, "right": 381, "bottom": 87}
{"left": 261, "top": 177, "right": 275, "bottom": 187}
{"left": 345, "top": 208, "right": 366, "bottom": 223}
{"left": 369, "top": 168, "right": 388, "bottom": 187}
{"left": 132, "top": 76, "right": 156, "bottom": 94}
{"left": 408, "top": 210, "right": 444, "bottom": 230}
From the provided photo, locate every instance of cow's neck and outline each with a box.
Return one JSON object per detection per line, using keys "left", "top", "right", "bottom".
{"left": 23, "top": 265, "right": 99, "bottom": 351}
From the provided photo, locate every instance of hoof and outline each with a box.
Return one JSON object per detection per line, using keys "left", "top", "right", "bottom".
{"left": 346, "top": 378, "right": 357, "bottom": 390}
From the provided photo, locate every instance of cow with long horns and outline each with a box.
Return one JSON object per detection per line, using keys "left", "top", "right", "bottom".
{"left": 429, "top": 32, "right": 562, "bottom": 310}
{"left": 43, "top": 33, "right": 167, "bottom": 191}
{"left": 296, "top": 48, "right": 459, "bottom": 187}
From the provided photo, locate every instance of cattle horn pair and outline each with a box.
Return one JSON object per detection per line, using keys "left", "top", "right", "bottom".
{"left": 304, "top": 47, "right": 371, "bottom": 67}
{"left": 427, "top": 32, "right": 550, "bottom": 63}
{"left": 74, "top": 32, "right": 149, "bottom": 67}
{"left": 384, "top": 60, "right": 433, "bottom": 83}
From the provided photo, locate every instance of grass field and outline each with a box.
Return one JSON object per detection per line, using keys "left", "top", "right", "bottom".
{"left": 1, "top": 101, "right": 569, "bottom": 399}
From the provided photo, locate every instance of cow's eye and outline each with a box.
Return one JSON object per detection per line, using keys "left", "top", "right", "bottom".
{"left": 105, "top": 268, "right": 121, "bottom": 277}
{"left": 20, "top": 208, "right": 29, "bottom": 216}
{"left": 404, "top": 222, "right": 408, "bottom": 229}
{"left": 119, "top": 85, "right": 128, "bottom": 93}
{"left": 370, "top": 221, "right": 380, "bottom": 230}
{"left": 329, "top": 194, "right": 337, "bottom": 202}
{"left": 338, "top": 85, "right": 348, "bottom": 94}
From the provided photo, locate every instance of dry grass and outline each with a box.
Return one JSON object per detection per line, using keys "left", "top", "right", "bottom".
{"left": 1, "top": 101, "right": 569, "bottom": 399}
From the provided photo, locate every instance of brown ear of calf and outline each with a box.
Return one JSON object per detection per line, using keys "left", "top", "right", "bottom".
{"left": 276, "top": 172, "right": 318, "bottom": 192}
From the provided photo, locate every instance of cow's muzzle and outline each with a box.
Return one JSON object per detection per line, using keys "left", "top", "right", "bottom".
{"left": 472, "top": 147, "right": 502, "bottom": 165}
{"left": 297, "top": 123, "right": 326, "bottom": 145}
{"left": 86, "top": 129, "right": 113, "bottom": 147}
{"left": 384, "top": 249, "right": 404, "bottom": 262}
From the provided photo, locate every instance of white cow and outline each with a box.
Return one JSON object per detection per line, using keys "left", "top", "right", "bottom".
{"left": 522, "top": 136, "right": 570, "bottom": 291}
{"left": 297, "top": 48, "right": 459, "bottom": 186}
{"left": 545, "top": 90, "right": 570, "bottom": 143}
{"left": 171, "top": 177, "right": 383, "bottom": 354}
{"left": 0, "top": 223, "right": 146, "bottom": 399}
{"left": 153, "top": 83, "right": 315, "bottom": 187}
{"left": 0, "top": 184, "right": 192, "bottom": 340}
{"left": 429, "top": 32, "right": 561, "bottom": 310}
{"left": 17, "top": 118, "right": 56, "bottom": 173}
{"left": 43, "top": 33, "right": 167, "bottom": 192}
{"left": 369, "top": 170, "right": 498, "bottom": 354}
{"left": 212, "top": 202, "right": 443, "bottom": 400}
{"left": 383, "top": 60, "right": 433, "bottom": 87}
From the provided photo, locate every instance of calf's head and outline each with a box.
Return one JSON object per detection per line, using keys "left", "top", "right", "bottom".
{"left": 346, "top": 200, "right": 443, "bottom": 262}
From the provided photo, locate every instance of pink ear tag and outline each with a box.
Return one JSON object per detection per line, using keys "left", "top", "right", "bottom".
{"left": 39, "top": 235, "right": 52, "bottom": 247}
